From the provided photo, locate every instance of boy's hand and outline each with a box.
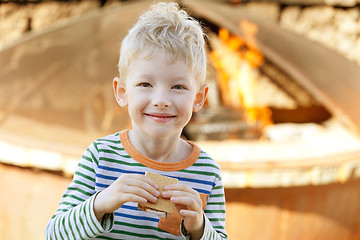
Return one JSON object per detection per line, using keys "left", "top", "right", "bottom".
{"left": 94, "top": 174, "right": 160, "bottom": 221}
{"left": 162, "top": 184, "right": 204, "bottom": 240}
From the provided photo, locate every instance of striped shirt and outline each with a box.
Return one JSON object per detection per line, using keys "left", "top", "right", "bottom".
{"left": 45, "top": 130, "right": 227, "bottom": 239}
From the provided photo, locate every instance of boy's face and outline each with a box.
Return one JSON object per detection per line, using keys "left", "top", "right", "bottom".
{"left": 114, "top": 52, "right": 208, "bottom": 140}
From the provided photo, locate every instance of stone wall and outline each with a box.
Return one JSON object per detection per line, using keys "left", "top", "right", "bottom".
{"left": 0, "top": 0, "right": 102, "bottom": 49}
{"left": 1, "top": 0, "right": 359, "bottom": 65}
{"left": 229, "top": 1, "right": 360, "bottom": 66}
{"left": 280, "top": 5, "right": 360, "bottom": 65}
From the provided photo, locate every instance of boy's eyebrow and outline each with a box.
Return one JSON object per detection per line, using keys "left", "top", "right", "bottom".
{"left": 137, "top": 74, "right": 153, "bottom": 80}
{"left": 138, "top": 73, "right": 190, "bottom": 82}
{"left": 172, "top": 76, "right": 189, "bottom": 81}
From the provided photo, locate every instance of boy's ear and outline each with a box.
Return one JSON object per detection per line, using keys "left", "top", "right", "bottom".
{"left": 113, "top": 77, "right": 128, "bottom": 107}
{"left": 193, "top": 83, "right": 209, "bottom": 112}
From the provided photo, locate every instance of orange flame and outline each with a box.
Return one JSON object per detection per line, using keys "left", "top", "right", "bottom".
{"left": 210, "top": 21, "right": 272, "bottom": 126}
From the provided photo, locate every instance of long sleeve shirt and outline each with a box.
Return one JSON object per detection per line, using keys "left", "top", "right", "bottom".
{"left": 45, "top": 130, "right": 228, "bottom": 239}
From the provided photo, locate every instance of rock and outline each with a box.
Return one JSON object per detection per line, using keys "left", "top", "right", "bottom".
{"left": 350, "top": 38, "right": 360, "bottom": 64}
{"left": 280, "top": 6, "right": 301, "bottom": 31}
{"left": 335, "top": 33, "right": 357, "bottom": 56}
{"left": 31, "top": 1, "right": 99, "bottom": 31}
{"left": 0, "top": 3, "right": 31, "bottom": 49}
{"left": 334, "top": 9, "right": 360, "bottom": 34}
{"left": 325, "top": 0, "right": 357, "bottom": 6}
{"left": 244, "top": 2, "right": 280, "bottom": 22}
{"left": 298, "top": 6, "right": 335, "bottom": 28}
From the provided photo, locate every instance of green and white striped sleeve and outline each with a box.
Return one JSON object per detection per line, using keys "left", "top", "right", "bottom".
{"left": 181, "top": 176, "right": 228, "bottom": 240}
{"left": 45, "top": 142, "right": 113, "bottom": 239}
{"left": 202, "top": 174, "right": 227, "bottom": 239}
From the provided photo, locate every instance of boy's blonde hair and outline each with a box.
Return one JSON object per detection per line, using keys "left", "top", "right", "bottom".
{"left": 118, "top": 2, "right": 206, "bottom": 86}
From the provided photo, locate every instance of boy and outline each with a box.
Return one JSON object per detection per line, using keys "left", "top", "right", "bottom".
{"left": 45, "top": 2, "right": 227, "bottom": 239}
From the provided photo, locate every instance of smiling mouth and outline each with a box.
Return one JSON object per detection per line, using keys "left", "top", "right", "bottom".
{"left": 145, "top": 113, "right": 176, "bottom": 122}
{"left": 145, "top": 113, "right": 176, "bottom": 118}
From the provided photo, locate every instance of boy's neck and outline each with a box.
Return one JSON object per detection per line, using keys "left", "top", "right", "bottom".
{"left": 128, "top": 129, "right": 192, "bottom": 163}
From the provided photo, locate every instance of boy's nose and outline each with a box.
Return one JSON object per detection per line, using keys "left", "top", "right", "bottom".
{"left": 152, "top": 91, "right": 170, "bottom": 108}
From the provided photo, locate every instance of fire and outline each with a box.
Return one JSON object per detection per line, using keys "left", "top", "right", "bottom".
{"left": 210, "top": 20, "right": 272, "bottom": 126}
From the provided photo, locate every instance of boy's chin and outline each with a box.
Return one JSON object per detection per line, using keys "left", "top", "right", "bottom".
{"left": 143, "top": 127, "right": 183, "bottom": 140}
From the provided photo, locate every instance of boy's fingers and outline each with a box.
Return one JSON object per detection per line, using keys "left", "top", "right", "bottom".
{"left": 171, "top": 196, "right": 200, "bottom": 206}
{"left": 124, "top": 186, "right": 158, "bottom": 203}
{"left": 164, "top": 184, "right": 197, "bottom": 196}
{"left": 131, "top": 174, "right": 159, "bottom": 189}
{"left": 179, "top": 209, "right": 200, "bottom": 218}
{"left": 123, "top": 193, "right": 148, "bottom": 205}
{"left": 162, "top": 190, "right": 193, "bottom": 198}
{"left": 164, "top": 183, "right": 187, "bottom": 191}
{"left": 162, "top": 184, "right": 199, "bottom": 199}
{"left": 125, "top": 175, "right": 160, "bottom": 197}
{"left": 170, "top": 196, "right": 202, "bottom": 211}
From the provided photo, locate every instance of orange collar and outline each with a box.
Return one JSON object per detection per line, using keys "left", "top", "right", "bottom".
{"left": 119, "top": 130, "right": 200, "bottom": 171}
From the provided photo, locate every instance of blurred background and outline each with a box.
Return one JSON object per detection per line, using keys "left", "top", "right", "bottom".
{"left": 1, "top": 0, "right": 360, "bottom": 239}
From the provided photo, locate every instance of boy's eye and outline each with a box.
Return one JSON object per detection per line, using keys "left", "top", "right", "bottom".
{"left": 172, "top": 85, "right": 186, "bottom": 90}
{"left": 138, "top": 82, "right": 151, "bottom": 87}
